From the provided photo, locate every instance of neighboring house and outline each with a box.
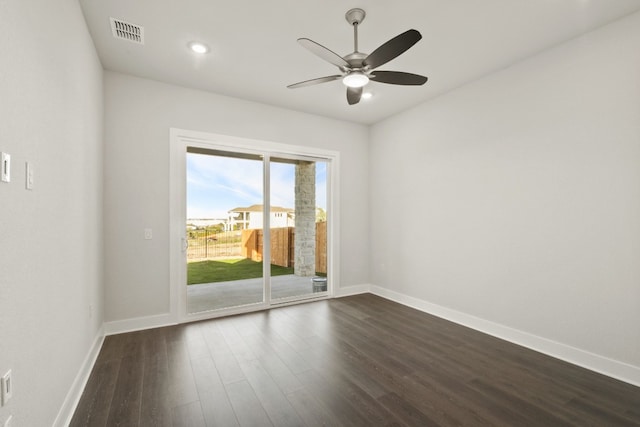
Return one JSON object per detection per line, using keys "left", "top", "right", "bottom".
{"left": 226, "top": 204, "right": 294, "bottom": 230}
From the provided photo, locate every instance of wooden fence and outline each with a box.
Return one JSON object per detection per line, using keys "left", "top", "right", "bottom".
{"left": 241, "top": 227, "right": 293, "bottom": 266}
{"left": 242, "top": 223, "right": 327, "bottom": 274}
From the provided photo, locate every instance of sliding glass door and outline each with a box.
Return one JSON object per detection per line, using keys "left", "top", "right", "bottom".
{"left": 269, "top": 156, "right": 328, "bottom": 303}
{"left": 182, "top": 145, "right": 330, "bottom": 316}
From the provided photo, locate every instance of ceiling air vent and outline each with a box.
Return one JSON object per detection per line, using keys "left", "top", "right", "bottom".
{"left": 110, "top": 18, "right": 144, "bottom": 44}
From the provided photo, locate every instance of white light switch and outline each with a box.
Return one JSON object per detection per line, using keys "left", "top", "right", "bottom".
{"left": 144, "top": 228, "right": 153, "bottom": 240}
{"left": 1, "top": 153, "right": 10, "bottom": 183}
{"left": 26, "top": 162, "right": 34, "bottom": 190}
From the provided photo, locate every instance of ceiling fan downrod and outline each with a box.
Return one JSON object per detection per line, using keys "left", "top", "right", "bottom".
{"left": 346, "top": 8, "right": 366, "bottom": 53}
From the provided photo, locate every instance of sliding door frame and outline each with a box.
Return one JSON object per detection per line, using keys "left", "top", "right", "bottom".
{"left": 169, "top": 128, "right": 340, "bottom": 323}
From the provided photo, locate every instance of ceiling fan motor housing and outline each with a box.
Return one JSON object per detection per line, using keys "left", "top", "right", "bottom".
{"left": 344, "top": 52, "right": 367, "bottom": 69}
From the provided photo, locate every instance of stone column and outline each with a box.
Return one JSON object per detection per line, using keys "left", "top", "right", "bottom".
{"left": 294, "top": 161, "right": 316, "bottom": 276}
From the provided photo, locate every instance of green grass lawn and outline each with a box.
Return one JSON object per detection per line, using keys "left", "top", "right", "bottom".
{"left": 187, "top": 258, "right": 294, "bottom": 285}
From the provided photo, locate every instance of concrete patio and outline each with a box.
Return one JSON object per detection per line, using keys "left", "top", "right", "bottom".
{"left": 187, "top": 274, "right": 327, "bottom": 313}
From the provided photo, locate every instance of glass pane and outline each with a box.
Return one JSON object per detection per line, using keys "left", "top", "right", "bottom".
{"left": 186, "top": 149, "right": 265, "bottom": 313}
{"left": 270, "top": 157, "right": 328, "bottom": 301}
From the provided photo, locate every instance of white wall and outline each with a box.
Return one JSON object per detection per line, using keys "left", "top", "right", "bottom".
{"left": 246, "top": 212, "right": 293, "bottom": 230}
{"left": 104, "top": 72, "right": 370, "bottom": 323}
{"left": 0, "top": 0, "right": 104, "bottom": 425}
{"left": 370, "top": 11, "right": 640, "bottom": 375}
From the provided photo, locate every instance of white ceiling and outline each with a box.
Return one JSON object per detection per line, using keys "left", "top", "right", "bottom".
{"left": 79, "top": 0, "right": 640, "bottom": 125}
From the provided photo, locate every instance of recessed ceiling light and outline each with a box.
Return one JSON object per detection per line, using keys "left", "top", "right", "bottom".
{"left": 188, "top": 41, "right": 210, "bottom": 54}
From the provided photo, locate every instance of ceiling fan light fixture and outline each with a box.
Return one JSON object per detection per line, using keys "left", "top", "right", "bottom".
{"left": 188, "top": 41, "right": 210, "bottom": 54}
{"left": 342, "top": 71, "right": 369, "bottom": 88}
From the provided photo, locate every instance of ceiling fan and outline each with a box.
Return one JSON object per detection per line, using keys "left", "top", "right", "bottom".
{"left": 287, "top": 8, "right": 428, "bottom": 105}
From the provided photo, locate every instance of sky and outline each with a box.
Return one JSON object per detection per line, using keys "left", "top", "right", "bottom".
{"left": 187, "top": 152, "right": 327, "bottom": 219}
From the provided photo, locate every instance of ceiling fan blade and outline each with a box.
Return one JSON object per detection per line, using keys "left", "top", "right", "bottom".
{"left": 363, "top": 29, "right": 422, "bottom": 69}
{"left": 370, "top": 71, "right": 428, "bottom": 86}
{"left": 347, "top": 87, "right": 363, "bottom": 105}
{"left": 298, "top": 38, "right": 350, "bottom": 69}
{"left": 287, "top": 75, "right": 342, "bottom": 89}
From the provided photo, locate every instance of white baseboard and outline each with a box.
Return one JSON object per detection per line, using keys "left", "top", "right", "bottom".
{"left": 335, "top": 283, "right": 371, "bottom": 298}
{"left": 104, "top": 312, "right": 177, "bottom": 336}
{"left": 370, "top": 285, "right": 640, "bottom": 388}
{"left": 53, "top": 326, "right": 105, "bottom": 427}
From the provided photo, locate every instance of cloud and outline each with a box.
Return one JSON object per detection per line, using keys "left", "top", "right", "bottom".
{"left": 186, "top": 153, "right": 328, "bottom": 218}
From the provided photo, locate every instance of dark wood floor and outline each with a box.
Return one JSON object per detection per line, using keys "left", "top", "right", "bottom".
{"left": 71, "top": 294, "right": 640, "bottom": 426}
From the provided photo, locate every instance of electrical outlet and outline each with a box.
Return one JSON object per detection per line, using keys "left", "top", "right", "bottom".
{"left": 1, "top": 370, "right": 12, "bottom": 406}
{"left": 144, "top": 228, "right": 153, "bottom": 240}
